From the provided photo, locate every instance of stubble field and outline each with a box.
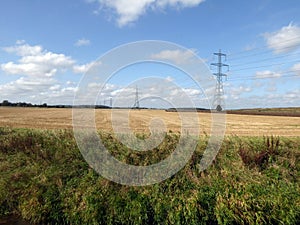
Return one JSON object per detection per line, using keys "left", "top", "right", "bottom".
{"left": 0, "top": 107, "right": 299, "bottom": 136}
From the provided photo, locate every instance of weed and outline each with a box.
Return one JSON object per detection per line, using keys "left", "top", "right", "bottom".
{"left": 238, "top": 136, "right": 280, "bottom": 170}
{"left": 0, "top": 128, "right": 299, "bottom": 224}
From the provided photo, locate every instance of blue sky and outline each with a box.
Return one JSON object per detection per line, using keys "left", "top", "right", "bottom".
{"left": 0, "top": 0, "right": 300, "bottom": 109}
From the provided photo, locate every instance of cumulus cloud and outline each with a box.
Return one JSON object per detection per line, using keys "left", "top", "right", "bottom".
{"left": 73, "top": 64, "right": 91, "bottom": 74}
{"left": 49, "top": 84, "right": 61, "bottom": 91}
{"left": 151, "top": 49, "right": 197, "bottom": 65}
{"left": 89, "top": 0, "right": 205, "bottom": 26}
{"left": 73, "top": 61, "right": 101, "bottom": 74}
{"left": 226, "top": 84, "right": 252, "bottom": 101}
{"left": 0, "top": 76, "right": 80, "bottom": 105}
{"left": 183, "top": 88, "right": 201, "bottom": 96}
{"left": 0, "top": 76, "right": 56, "bottom": 101}
{"left": 3, "top": 43, "right": 44, "bottom": 56}
{"left": 1, "top": 42, "right": 75, "bottom": 77}
{"left": 264, "top": 23, "right": 300, "bottom": 53}
{"left": 75, "top": 38, "right": 91, "bottom": 47}
{"left": 1, "top": 42, "right": 202, "bottom": 106}
{"left": 0, "top": 41, "right": 92, "bottom": 104}
{"left": 255, "top": 70, "right": 281, "bottom": 79}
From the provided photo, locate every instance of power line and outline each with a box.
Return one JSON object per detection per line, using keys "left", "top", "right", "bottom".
{"left": 228, "top": 69, "right": 300, "bottom": 81}
{"left": 228, "top": 35, "right": 300, "bottom": 58}
{"left": 229, "top": 59, "right": 300, "bottom": 72}
{"left": 229, "top": 45, "right": 300, "bottom": 62}
{"left": 230, "top": 51, "right": 300, "bottom": 68}
{"left": 228, "top": 74, "right": 299, "bottom": 82}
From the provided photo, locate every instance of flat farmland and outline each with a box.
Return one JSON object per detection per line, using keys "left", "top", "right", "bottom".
{"left": 0, "top": 107, "right": 299, "bottom": 136}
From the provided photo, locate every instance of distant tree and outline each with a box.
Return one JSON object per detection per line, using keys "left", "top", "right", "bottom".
{"left": 2, "top": 100, "right": 10, "bottom": 106}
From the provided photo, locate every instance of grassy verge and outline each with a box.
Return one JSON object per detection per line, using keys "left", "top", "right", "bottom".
{"left": 0, "top": 127, "right": 299, "bottom": 224}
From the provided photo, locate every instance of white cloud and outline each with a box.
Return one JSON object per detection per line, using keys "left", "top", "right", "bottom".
{"left": 156, "top": 0, "right": 205, "bottom": 8}
{"left": 3, "top": 43, "right": 43, "bottom": 56}
{"left": 255, "top": 70, "right": 281, "bottom": 79}
{"left": 0, "top": 76, "right": 80, "bottom": 105}
{"left": 228, "top": 85, "right": 252, "bottom": 97}
{"left": 151, "top": 49, "right": 196, "bottom": 64}
{"left": 225, "top": 78, "right": 300, "bottom": 109}
{"left": 0, "top": 77, "right": 56, "bottom": 99}
{"left": 73, "top": 64, "right": 91, "bottom": 74}
{"left": 264, "top": 23, "right": 300, "bottom": 53}
{"left": 284, "top": 89, "right": 300, "bottom": 100}
{"left": 183, "top": 88, "right": 201, "bottom": 96}
{"left": 291, "top": 62, "right": 300, "bottom": 75}
{"left": 75, "top": 38, "right": 91, "bottom": 47}
{"left": 66, "top": 80, "right": 77, "bottom": 86}
{"left": 0, "top": 41, "right": 92, "bottom": 104}
{"left": 20, "top": 52, "right": 74, "bottom": 67}
{"left": 49, "top": 84, "right": 61, "bottom": 91}
{"left": 62, "top": 87, "right": 78, "bottom": 92}
{"left": 165, "top": 76, "right": 174, "bottom": 82}
{"left": 73, "top": 61, "right": 101, "bottom": 74}
{"left": 90, "top": 0, "right": 204, "bottom": 27}
{"left": 109, "top": 84, "right": 200, "bottom": 108}
{"left": 266, "top": 85, "right": 277, "bottom": 92}
{"left": 16, "top": 40, "right": 26, "bottom": 45}
{"left": 1, "top": 42, "right": 74, "bottom": 77}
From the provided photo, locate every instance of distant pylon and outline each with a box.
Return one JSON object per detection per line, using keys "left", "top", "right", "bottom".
{"left": 210, "top": 49, "right": 229, "bottom": 112}
{"left": 109, "top": 97, "right": 112, "bottom": 108}
{"left": 133, "top": 86, "right": 140, "bottom": 109}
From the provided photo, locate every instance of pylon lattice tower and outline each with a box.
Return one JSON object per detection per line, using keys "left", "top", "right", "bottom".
{"left": 109, "top": 97, "right": 113, "bottom": 108}
{"left": 210, "top": 50, "right": 229, "bottom": 112}
{"left": 133, "top": 86, "right": 140, "bottom": 109}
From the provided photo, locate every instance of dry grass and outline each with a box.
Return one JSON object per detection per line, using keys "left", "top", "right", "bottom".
{"left": 0, "top": 107, "right": 299, "bottom": 136}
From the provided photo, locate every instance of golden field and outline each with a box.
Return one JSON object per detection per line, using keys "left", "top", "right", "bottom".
{"left": 0, "top": 107, "right": 299, "bottom": 136}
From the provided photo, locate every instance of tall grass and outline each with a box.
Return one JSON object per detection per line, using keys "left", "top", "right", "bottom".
{"left": 0, "top": 127, "right": 299, "bottom": 224}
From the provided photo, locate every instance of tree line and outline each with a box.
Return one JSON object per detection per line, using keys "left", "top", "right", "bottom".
{"left": 0, "top": 100, "right": 72, "bottom": 108}
{"left": 0, "top": 100, "right": 110, "bottom": 108}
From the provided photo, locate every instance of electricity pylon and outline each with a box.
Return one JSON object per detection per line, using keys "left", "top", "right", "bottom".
{"left": 210, "top": 50, "right": 229, "bottom": 112}
{"left": 133, "top": 86, "right": 140, "bottom": 109}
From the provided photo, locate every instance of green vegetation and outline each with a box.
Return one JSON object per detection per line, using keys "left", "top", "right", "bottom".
{"left": 0, "top": 127, "right": 299, "bottom": 224}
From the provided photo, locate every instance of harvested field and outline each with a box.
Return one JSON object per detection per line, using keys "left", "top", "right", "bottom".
{"left": 0, "top": 107, "right": 299, "bottom": 136}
